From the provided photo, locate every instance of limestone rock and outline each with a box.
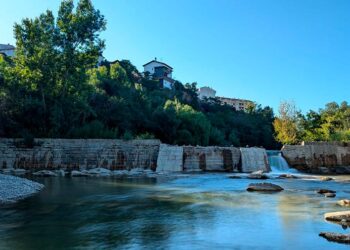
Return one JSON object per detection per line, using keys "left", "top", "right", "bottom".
{"left": 87, "top": 167, "right": 112, "bottom": 176}
{"left": 324, "top": 192, "right": 336, "bottom": 198}
{"left": 324, "top": 211, "right": 350, "bottom": 222}
{"left": 278, "top": 174, "right": 297, "bottom": 179}
{"left": 70, "top": 170, "right": 90, "bottom": 177}
{"left": 319, "top": 232, "right": 350, "bottom": 244}
{"left": 11, "top": 169, "right": 27, "bottom": 176}
{"left": 321, "top": 176, "right": 333, "bottom": 181}
{"left": 33, "top": 170, "right": 58, "bottom": 177}
{"left": 247, "top": 182, "right": 284, "bottom": 192}
{"left": 317, "top": 189, "right": 336, "bottom": 194}
{"left": 248, "top": 170, "right": 269, "bottom": 179}
{"left": 337, "top": 199, "right": 350, "bottom": 207}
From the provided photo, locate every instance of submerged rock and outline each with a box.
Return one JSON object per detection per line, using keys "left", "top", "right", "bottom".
{"left": 247, "top": 183, "right": 284, "bottom": 192}
{"left": 324, "top": 211, "right": 350, "bottom": 222}
{"left": 324, "top": 192, "right": 336, "bottom": 198}
{"left": 319, "top": 232, "right": 350, "bottom": 244}
{"left": 228, "top": 175, "right": 242, "bottom": 179}
{"left": 317, "top": 189, "right": 336, "bottom": 194}
{"left": 338, "top": 200, "right": 350, "bottom": 207}
{"left": 33, "top": 170, "right": 58, "bottom": 177}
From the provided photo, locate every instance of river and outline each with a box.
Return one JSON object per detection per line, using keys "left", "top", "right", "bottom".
{"left": 0, "top": 173, "right": 349, "bottom": 249}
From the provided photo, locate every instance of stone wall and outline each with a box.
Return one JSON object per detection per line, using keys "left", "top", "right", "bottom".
{"left": 183, "top": 146, "right": 241, "bottom": 172}
{"left": 282, "top": 142, "right": 350, "bottom": 174}
{"left": 156, "top": 144, "right": 183, "bottom": 172}
{"left": 0, "top": 138, "right": 271, "bottom": 173}
{"left": 240, "top": 147, "right": 270, "bottom": 173}
{"left": 0, "top": 139, "right": 160, "bottom": 171}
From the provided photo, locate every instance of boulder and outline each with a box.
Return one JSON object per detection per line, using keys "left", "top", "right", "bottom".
{"left": 320, "top": 176, "right": 333, "bottom": 181}
{"left": 338, "top": 199, "right": 350, "bottom": 207}
{"left": 33, "top": 170, "right": 58, "bottom": 177}
{"left": 247, "top": 170, "right": 269, "bottom": 179}
{"left": 278, "top": 174, "right": 298, "bottom": 179}
{"left": 324, "top": 211, "right": 350, "bottom": 222}
{"left": 247, "top": 183, "right": 284, "bottom": 192}
{"left": 228, "top": 175, "right": 242, "bottom": 179}
{"left": 11, "top": 169, "right": 27, "bottom": 176}
{"left": 319, "top": 232, "right": 350, "bottom": 244}
{"left": 324, "top": 192, "right": 336, "bottom": 198}
{"left": 86, "top": 168, "right": 112, "bottom": 176}
{"left": 70, "top": 170, "right": 90, "bottom": 177}
{"left": 317, "top": 189, "right": 336, "bottom": 194}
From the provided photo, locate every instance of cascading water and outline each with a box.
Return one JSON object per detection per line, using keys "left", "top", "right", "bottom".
{"left": 267, "top": 150, "right": 296, "bottom": 173}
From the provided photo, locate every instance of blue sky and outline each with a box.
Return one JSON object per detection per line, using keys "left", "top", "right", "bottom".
{"left": 1, "top": 0, "right": 349, "bottom": 113}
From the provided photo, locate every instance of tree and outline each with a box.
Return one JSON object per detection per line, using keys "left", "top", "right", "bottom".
{"left": 273, "top": 101, "right": 299, "bottom": 145}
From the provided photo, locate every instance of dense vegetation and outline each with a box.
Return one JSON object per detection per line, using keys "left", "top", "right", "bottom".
{"left": 0, "top": 0, "right": 278, "bottom": 149}
{"left": 274, "top": 101, "right": 350, "bottom": 144}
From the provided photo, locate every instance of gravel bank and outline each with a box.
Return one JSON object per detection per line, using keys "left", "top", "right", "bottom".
{"left": 0, "top": 174, "right": 44, "bottom": 204}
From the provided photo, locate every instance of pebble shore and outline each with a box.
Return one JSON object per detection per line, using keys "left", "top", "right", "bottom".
{"left": 0, "top": 174, "right": 44, "bottom": 204}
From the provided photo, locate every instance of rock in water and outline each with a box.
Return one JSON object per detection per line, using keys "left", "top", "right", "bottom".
{"left": 247, "top": 170, "right": 269, "bottom": 179}
{"left": 317, "top": 189, "right": 336, "bottom": 194}
{"left": 319, "top": 232, "right": 350, "bottom": 244}
{"left": 278, "top": 174, "right": 298, "bottom": 179}
{"left": 33, "top": 170, "right": 58, "bottom": 177}
{"left": 86, "top": 168, "right": 112, "bottom": 176}
{"left": 247, "top": 183, "right": 284, "bottom": 192}
{"left": 320, "top": 176, "right": 333, "bottom": 181}
{"left": 71, "top": 170, "right": 90, "bottom": 177}
{"left": 324, "top": 211, "right": 350, "bottom": 222}
{"left": 324, "top": 192, "right": 336, "bottom": 198}
{"left": 338, "top": 200, "right": 350, "bottom": 207}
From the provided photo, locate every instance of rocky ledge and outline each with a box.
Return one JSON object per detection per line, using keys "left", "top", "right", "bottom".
{"left": 0, "top": 174, "right": 44, "bottom": 204}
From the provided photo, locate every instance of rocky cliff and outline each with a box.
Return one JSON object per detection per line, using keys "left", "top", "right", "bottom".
{"left": 282, "top": 142, "right": 350, "bottom": 174}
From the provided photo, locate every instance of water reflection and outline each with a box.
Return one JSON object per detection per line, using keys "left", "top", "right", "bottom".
{"left": 0, "top": 174, "right": 350, "bottom": 249}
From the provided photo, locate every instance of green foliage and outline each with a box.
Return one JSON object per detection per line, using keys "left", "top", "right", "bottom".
{"left": 0, "top": 0, "right": 280, "bottom": 149}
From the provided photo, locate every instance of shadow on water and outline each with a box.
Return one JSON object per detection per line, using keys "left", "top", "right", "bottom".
{"left": 0, "top": 174, "right": 350, "bottom": 249}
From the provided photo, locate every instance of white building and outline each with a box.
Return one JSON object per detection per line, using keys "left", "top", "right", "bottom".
{"left": 198, "top": 86, "right": 216, "bottom": 100}
{"left": 217, "top": 97, "right": 253, "bottom": 111}
{"left": 0, "top": 44, "right": 15, "bottom": 57}
{"left": 143, "top": 58, "right": 174, "bottom": 88}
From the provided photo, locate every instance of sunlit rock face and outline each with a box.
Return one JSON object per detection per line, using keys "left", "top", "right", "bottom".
{"left": 282, "top": 142, "right": 350, "bottom": 174}
{"left": 183, "top": 146, "right": 241, "bottom": 172}
{"left": 0, "top": 139, "right": 160, "bottom": 171}
{"left": 156, "top": 144, "right": 183, "bottom": 172}
{"left": 239, "top": 147, "right": 270, "bottom": 173}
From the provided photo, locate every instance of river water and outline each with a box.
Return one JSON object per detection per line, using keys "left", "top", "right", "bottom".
{"left": 0, "top": 173, "right": 350, "bottom": 250}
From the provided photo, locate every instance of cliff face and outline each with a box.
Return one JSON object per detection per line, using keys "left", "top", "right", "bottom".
{"left": 282, "top": 142, "right": 350, "bottom": 174}
{"left": 0, "top": 139, "right": 161, "bottom": 171}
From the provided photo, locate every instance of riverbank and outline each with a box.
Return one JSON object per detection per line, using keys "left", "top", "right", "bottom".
{"left": 0, "top": 174, "right": 44, "bottom": 205}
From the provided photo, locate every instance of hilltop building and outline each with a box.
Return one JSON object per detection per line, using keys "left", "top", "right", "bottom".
{"left": 198, "top": 86, "right": 252, "bottom": 111}
{"left": 198, "top": 86, "right": 216, "bottom": 100}
{"left": 143, "top": 58, "right": 175, "bottom": 88}
{"left": 0, "top": 44, "right": 15, "bottom": 57}
{"left": 217, "top": 97, "right": 253, "bottom": 111}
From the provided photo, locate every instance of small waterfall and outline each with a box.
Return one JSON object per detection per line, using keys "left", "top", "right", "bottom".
{"left": 267, "top": 150, "right": 295, "bottom": 173}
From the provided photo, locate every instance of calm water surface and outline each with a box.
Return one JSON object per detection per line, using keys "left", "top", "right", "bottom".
{"left": 0, "top": 174, "right": 350, "bottom": 250}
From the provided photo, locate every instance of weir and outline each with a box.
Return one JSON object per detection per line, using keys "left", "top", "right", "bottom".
{"left": 267, "top": 150, "right": 295, "bottom": 173}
